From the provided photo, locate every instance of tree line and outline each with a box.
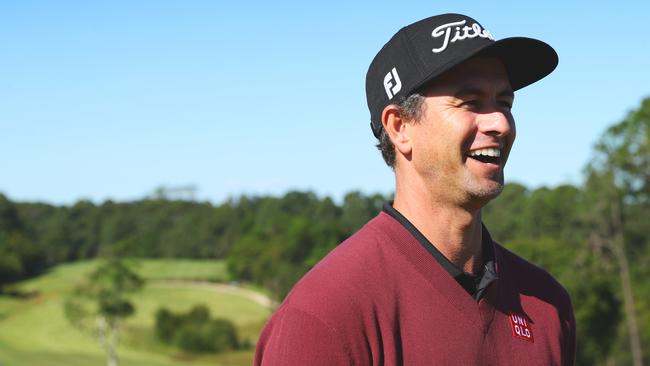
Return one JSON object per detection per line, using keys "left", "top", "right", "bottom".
{"left": 0, "top": 190, "right": 384, "bottom": 287}
{"left": 1, "top": 97, "right": 649, "bottom": 365}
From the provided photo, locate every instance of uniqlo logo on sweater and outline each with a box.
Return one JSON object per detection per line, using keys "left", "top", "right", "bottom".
{"left": 509, "top": 314, "right": 534, "bottom": 343}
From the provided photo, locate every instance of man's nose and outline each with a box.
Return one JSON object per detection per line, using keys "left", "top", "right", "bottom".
{"left": 478, "top": 109, "right": 514, "bottom": 138}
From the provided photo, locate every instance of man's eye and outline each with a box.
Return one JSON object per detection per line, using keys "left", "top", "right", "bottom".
{"left": 498, "top": 100, "right": 513, "bottom": 110}
{"left": 461, "top": 100, "right": 481, "bottom": 109}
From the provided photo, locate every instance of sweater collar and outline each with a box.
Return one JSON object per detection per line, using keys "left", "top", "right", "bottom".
{"left": 382, "top": 201, "right": 498, "bottom": 300}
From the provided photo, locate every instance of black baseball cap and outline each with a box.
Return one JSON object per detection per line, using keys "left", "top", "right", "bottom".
{"left": 366, "top": 13, "right": 558, "bottom": 138}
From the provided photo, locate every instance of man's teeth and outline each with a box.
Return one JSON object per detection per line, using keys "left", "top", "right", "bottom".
{"left": 468, "top": 148, "right": 501, "bottom": 157}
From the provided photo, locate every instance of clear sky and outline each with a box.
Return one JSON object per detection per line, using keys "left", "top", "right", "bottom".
{"left": 2, "top": 1, "right": 649, "bottom": 204}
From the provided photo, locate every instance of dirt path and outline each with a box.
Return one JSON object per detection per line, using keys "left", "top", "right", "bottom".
{"left": 152, "top": 280, "right": 273, "bottom": 308}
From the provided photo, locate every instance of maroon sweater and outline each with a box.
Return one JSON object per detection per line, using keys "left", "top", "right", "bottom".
{"left": 255, "top": 212, "right": 576, "bottom": 365}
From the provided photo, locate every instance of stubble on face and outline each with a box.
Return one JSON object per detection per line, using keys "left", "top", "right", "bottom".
{"left": 460, "top": 166, "right": 504, "bottom": 201}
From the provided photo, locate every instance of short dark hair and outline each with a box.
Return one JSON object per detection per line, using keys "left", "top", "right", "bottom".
{"left": 376, "top": 92, "right": 426, "bottom": 168}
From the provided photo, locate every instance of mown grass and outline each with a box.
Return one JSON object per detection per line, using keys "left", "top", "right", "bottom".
{"left": 0, "top": 259, "right": 269, "bottom": 366}
{"left": 135, "top": 259, "right": 230, "bottom": 282}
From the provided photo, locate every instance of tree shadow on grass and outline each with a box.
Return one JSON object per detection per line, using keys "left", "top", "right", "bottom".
{"left": 0, "top": 289, "right": 39, "bottom": 299}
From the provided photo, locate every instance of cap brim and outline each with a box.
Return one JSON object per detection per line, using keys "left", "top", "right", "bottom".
{"left": 483, "top": 37, "right": 558, "bottom": 91}
{"left": 410, "top": 37, "right": 558, "bottom": 94}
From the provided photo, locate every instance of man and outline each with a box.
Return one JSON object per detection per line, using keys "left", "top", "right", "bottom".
{"left": 255, "top": 13, "right": 575, "bottom": 365}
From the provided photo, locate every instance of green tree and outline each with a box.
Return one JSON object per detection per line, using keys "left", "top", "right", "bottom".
{"left": 227, "top": 191, "right": 350, "bottom": 303}
{"left": 0, "top": 236, "right": 24, "bottom": 290}
{"left": 65, "top": 257, "right": 144, "bottom": 366}
{"left": 340, "top": 191, "right": 385, "bottom": 234}
{"left": 67, "top": 200, "right": 101, "bottom": 259}
{"left": 17, "top": 202, "right": 71, "bottom": 266}
{"left": 482, "top": 182, "right": 528, "bottom": 243}
{"left": 0, "top": 194, "right": 45, "bottom": 291}
{"left": 0, "top": 232, "right": 41, "bottom": 291}
{"left": 583, "top": 96, "right": 650, "bottom": 366}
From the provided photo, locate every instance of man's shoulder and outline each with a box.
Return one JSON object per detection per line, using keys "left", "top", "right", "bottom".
{"left": 282, "top": 212, "right": 401, "bottom": 311}
{"left": 255, "top": 212, "right": 406, "bottom": 364}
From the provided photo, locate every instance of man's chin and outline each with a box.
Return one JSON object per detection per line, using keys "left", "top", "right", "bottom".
{"left": 464, "top": 172, "right": 504, "bottom": 195}
{"left": 471, "top": 184, "right": 503, "bottom": 199}
{"left": 464, "top": 178, "right": 505, "bottom": 204}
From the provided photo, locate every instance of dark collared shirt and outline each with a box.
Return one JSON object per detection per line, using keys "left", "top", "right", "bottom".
{"left": 382, "top": 202, "right": 498, "bottom": 301}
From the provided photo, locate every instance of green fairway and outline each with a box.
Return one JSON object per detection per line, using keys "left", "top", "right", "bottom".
{"left": 135, "top": 259, "right": 230, "bottom": 282}
{"left": 0, "top": 259, "right": 270, "bottom": 366}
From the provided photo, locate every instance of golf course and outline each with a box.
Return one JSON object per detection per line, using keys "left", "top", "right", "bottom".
{"left": 0, "top": 259, "right": 271, "bottom": 366}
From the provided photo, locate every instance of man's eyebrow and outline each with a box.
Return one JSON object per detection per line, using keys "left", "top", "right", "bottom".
{"left": 453, "top": 87, "right": 514, "bottom": 99}
{"left": 498, "top": 90, "right": 515, "bottom": 99}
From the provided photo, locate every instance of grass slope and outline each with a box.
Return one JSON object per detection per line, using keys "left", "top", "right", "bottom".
{"left": 0, "top": 259, "right": 270, "bottom": 366}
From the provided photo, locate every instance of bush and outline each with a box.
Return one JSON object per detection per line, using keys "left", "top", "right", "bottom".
{"left": 208, "top": 319, "right": 239, "bottom": 352}
{"left": 155, "top": 308, "right": 178, "bottom": 342}
{"left": 154, "top": 305, "right": 239, "bottom": 353}
{"left": 174, "top": 323, "right": 215, "bottom": 352}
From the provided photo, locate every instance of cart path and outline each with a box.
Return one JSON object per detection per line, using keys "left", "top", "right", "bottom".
{"left": 151, "top": 280, "right": 273, "bottom": 308}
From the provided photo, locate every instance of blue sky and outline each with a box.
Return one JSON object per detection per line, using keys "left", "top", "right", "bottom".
{"left": 1, "top": 1, "right": 649, "bottom": 204}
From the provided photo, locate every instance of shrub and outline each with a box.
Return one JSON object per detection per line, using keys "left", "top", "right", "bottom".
{"left": 208, "top": 318, "right": 239, "bottom": 352}
{"left": 155, "top": 308, "right": 178, "bottom": 342}
{"left": 154, "top": 304, "right": 239, "bottom": 353}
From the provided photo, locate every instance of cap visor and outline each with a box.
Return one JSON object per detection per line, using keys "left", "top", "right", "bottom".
{"left": 410, "top": 37, "right": 558, "bottom": 94}
{"left": 482, "top": 37, "right": 558, "bottom": 90}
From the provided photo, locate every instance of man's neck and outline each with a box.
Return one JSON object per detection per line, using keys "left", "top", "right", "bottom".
{"left": 393, "top": 190, "right": 484, "bottom": 275}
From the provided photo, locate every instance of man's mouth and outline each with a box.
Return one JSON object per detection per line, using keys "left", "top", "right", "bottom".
{"left": 466, "top": 148, "right": 501, "bottom": 164}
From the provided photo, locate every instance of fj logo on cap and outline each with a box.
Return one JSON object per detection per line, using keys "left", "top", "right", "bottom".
{"left": 431, "top": 20, "right": 495, "bottom": 53}
{"left": 383, "top": 67, "right": 402, "bottom": 99}
{"left": 509, "top": 314, "right": 534, "bottom": 343}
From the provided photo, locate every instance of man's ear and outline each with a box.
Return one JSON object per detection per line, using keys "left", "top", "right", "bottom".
{"left": 382, "top": 105, "right": 412, "bottom": 156}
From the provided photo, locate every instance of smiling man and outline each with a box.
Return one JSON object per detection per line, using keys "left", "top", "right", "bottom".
{"left": 255, "top": 14, "right": 576, "bottom": 365}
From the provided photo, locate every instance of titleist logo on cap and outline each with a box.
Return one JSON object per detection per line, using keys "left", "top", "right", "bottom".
{"left": 431, "top": 20, "right": 495, "bottom": 53}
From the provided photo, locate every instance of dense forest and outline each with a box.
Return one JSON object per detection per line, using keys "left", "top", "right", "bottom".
{"left": 1, "top": 97, "right": 649, "bottom": 364}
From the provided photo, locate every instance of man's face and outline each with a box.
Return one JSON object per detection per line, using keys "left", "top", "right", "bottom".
{"left": 406, "top": 56, "right": 515, "bottom": 206}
